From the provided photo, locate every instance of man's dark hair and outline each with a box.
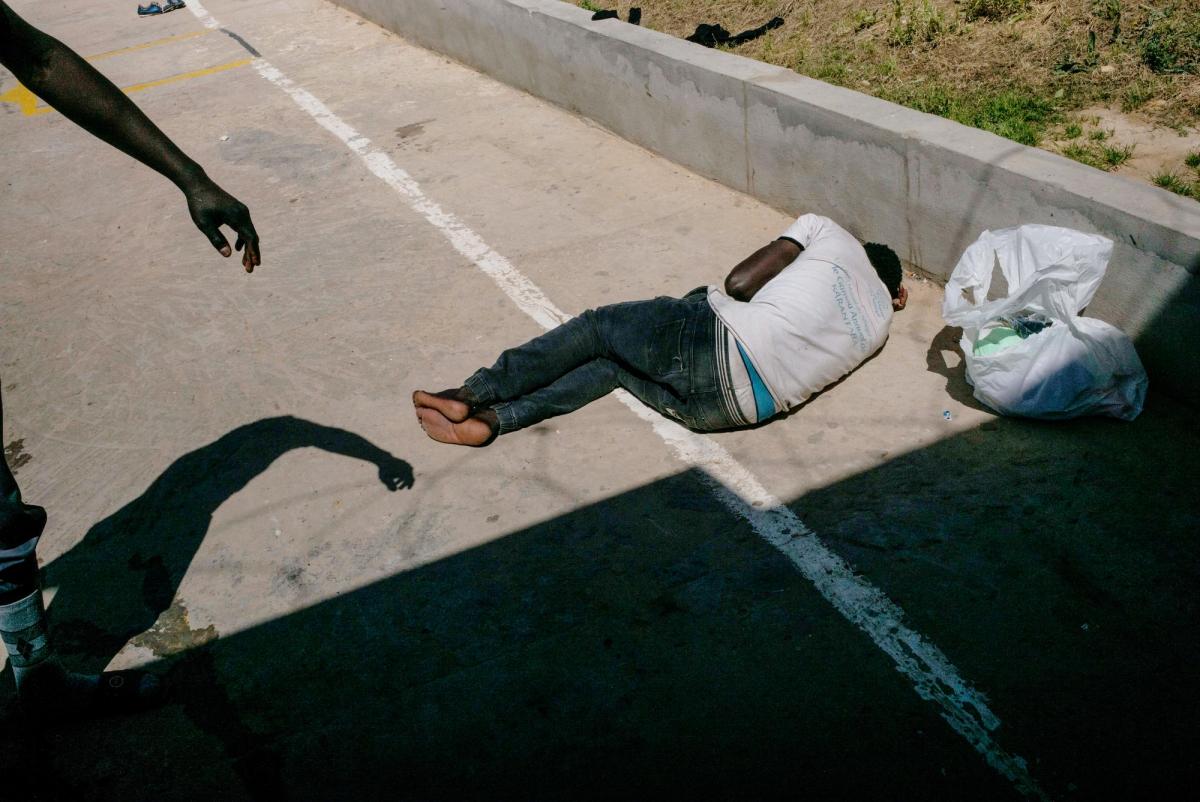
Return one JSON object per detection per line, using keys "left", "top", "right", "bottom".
{"left": 863, "top": 242, "right": 903, "bottom": 300}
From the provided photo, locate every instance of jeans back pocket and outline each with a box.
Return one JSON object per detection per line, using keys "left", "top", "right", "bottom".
{"left": 646, "top": 318, "right": 687, "bottom": 379}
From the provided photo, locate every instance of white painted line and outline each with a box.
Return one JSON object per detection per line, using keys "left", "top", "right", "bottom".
{"left": 187, "top": 0, "right": 220, "bottom": 29}
{"left": 186, "top": 2, "right": 1048, "bottom": 797}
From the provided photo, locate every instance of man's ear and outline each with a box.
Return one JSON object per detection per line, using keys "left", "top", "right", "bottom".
{"left": 892, "top": 285, "right": 908, "bottom": 311}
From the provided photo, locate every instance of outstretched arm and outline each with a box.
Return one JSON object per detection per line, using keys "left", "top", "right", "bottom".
{"left": 723, "top": 237, "right": 802, "bottom": 302}
{"left": 0, "top": 1, "right": 261, "bottom": 270}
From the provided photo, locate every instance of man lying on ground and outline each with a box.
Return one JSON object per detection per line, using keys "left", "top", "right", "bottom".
{"left": 413, "top": 213, "right": 907, "bottom": 446}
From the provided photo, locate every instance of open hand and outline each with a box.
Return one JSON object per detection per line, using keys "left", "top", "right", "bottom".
{"left": 185, "top": 179, "right": 262, "bottom": 272}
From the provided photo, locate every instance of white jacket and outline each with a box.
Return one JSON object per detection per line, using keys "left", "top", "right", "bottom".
{"left": 707, "top": 214, "right": 893, "bottom": 410}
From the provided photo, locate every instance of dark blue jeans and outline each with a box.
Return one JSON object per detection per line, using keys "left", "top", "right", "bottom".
{"left": 464, "top": 289, "right": 740, "bottom": 434}
{"left": 0, "top": 386, "right": 45, "bottom": 603}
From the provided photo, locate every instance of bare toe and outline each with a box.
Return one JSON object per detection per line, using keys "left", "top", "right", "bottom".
{"left": 413, "top": 389, "right": 471, "bottom": 423}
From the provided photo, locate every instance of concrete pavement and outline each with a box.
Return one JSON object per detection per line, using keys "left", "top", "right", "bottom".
{"left": 1, "top": 0, "right": 1197, "bottom": 799}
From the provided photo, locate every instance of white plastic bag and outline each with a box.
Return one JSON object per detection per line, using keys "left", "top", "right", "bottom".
{"left": 942, "top": 225, "right": 1147, "bottom": 420}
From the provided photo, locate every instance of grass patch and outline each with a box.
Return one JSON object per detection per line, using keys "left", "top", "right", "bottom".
{"left": 1060, "top": 139, "right": 1133, "bottom": 170}
{"left": 1091, "top": 0, "right": 1122, "bottom": 24}
{"left": 1120, "top": 79, "right": 1156, "bottom": 112}
{"left": 963, "top": 0, "right": 1030, "bottom": 21}
{"left": 849, "top": 9, "right": 880, "bottom": 33}
{"left": 1065, "top": 122, "right": 1083, "bottom": 138}
{"left": 1151, "top": 153, "right": 1200, "bottom": 200}
{"left": 1153, "top": 171, "right": 1195, "bottom": 197}
{"left": 886, "top": 0, "right": 949, "bottom": 47}
{"left": 1137, "top": 5, "right": 1200, "bottom": 74}
{"left": 882, "top": 84, "right": 1057, "bottom": 145}
{"left": 1088, "top": 128, "right": 1109, "bottom": 141}
{"left": 1062, "top": 142, "right": 1104, "bottom": 168}
{"left": 1055, "top": 28, "right": 1101, "bottom": 73}
{"left": 812, "top": 47, "right": 851, "bottom": 83}
{"left": 1101, "top": 143, "right": 1134, "bottom": 167}
{"left": 578, "top": 0, "right": 604, "bottom": 11}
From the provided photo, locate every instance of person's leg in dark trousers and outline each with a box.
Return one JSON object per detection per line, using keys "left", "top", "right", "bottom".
{"left": 468, "top": 296, "right": 696, "bottom": 407}
{"left": 470, "top": 353, "right": 694, "bottom": 436}
{"left": 413, "top": 290, "right": 735, "bottom": 442}
{"left": 0, "top": 383, "right": 162, "bottom": 718}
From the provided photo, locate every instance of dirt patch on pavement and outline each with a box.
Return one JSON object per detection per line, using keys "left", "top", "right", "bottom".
{"left": 3, "top": 439, "right": 30, "bottom": 475}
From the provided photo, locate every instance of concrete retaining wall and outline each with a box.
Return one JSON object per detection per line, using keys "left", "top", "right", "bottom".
{"left": 333, "top": 0, "right": 1200, "bottom": 404}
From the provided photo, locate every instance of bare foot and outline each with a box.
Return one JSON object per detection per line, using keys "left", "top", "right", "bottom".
{"left": 413, "top": 389, "right": 472, "bottom": 423}
{"left": 416, "top": 407, "right": 498, "bottom": 447}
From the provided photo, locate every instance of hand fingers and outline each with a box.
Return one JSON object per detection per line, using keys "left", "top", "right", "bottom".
{"left": 233, "top": 212, "right": 261, "bottom": 272}
{"left": 241, "top": 232, "right": 261, "bottom": 272}
{"left": 242, "top": 238, "right": 259, "bottom": 272}
{"left": 233, "top": 233, "right": 253, "bottom": 273}
{"left": 200, "top": 224, "right": 232, "bottom": 257}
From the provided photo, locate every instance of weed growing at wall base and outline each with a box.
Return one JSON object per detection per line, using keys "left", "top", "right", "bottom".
{"left": 883, "top": 83, "right": 1057, "bottom": 146}
{"left": 1153, "top": 171, "right": 1195, "bottom": 198}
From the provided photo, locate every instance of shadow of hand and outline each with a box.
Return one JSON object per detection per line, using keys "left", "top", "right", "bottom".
{"left": 377, "top": 455, "right": 415, "bottom": 491}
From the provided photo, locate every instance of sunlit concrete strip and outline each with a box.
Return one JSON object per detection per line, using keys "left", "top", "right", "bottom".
{"left": 122, "top": 58, "right": 251, "bottom": 95}
{"left": 185, "top": 1, "right": 1047, "bottom": 797}
{"left": 86, "top": 29, "right": 213, "bottom": 62}
{"left": 0, "top": 58, "right": 251, "bottom": 117}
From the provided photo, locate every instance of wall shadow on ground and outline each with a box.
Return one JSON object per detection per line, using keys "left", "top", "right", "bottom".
{"left": 75, "top": 465, "right": 1021, "bottom": 802}
{"left": 3, "top": 388, "right": 1197, "bottom": 801}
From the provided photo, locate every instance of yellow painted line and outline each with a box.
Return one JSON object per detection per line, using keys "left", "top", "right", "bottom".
{"left": 123, "top": 57, "right": 251, "bottom": 94}
{"left": 0, "top": 57, "right": 252, "bottom": 117}
{"left": 0, "top": 82, "right": 39, "bottom": 116}
{"left": 86, "top": 29, "right": 213, "bottom": 62}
